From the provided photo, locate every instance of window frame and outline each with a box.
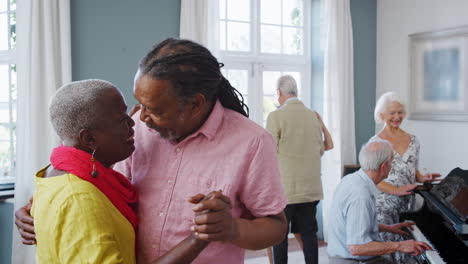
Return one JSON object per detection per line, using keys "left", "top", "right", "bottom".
{"left": 217, "top": 0, "right": 311, "bottom": 125}
{"left": 0, "top": 0, "right": 17, "bottom": 186}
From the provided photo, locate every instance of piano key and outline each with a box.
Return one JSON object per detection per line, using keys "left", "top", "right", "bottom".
{"left": 405, "top": 221, "right": 447, "bottom": 264}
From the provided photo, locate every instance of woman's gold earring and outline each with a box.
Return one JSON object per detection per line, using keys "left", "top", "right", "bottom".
{"left": 91, "top": 148, "right": 98, "bottom": 178}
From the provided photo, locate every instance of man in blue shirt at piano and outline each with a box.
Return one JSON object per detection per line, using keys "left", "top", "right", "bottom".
{"left": 327, "top": 140, "right": 433, "bottom": 264}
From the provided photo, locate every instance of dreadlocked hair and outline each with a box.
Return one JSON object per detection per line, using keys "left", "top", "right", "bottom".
{"left": 139, "top": 38, "right": 249, "bottom": 117}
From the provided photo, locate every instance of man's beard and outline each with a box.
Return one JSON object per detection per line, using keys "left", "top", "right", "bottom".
{"left": 145, "top": 113, "right": 185, "bottom": 141}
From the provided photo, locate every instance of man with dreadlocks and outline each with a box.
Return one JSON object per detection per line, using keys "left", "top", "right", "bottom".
{"left": 112, "top": 38, "right": 288, "bottom": 263}
{"left": 14, "top": 38, "right": 287, "bottom": 263}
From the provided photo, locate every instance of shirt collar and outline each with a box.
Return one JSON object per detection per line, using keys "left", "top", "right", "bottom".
{"left": 356, "top": 169, "right": 379, "bottom": 198}
{"left": 187, "top": 100, "right": 224, "bottom": 141}
{"left": 285, "top": 97, "right": 299, "bottom": 104}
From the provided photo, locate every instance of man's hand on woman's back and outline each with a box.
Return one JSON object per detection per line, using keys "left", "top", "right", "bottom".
{"left": 15, "top": 197, "right": 36, "bottom": 245}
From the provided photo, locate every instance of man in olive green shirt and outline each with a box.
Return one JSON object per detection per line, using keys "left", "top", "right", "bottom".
{"left": 266, "top": 75, "right": 333, "bottom": 264}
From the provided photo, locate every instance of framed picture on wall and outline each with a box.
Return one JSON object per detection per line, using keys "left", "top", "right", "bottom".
{"left": 409, "top": 25, "right": 468, "bottom": 121}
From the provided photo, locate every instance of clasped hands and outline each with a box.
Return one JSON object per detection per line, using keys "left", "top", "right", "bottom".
{"left": 188, "top": 191, "right": 237, "bottom": 243}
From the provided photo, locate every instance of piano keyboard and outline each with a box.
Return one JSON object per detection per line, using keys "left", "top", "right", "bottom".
{"left": 406, "top": 222, "right": 446, "bottom": 264}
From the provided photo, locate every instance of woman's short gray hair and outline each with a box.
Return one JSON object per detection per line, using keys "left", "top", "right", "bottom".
{"left": 374, "top": 91, "right": 406, "bottom": 123}
{"left": 277, "top": 75, "right": 298, "bottom": 96}
{"left": 49, "top": 79, "right": 117, "bottom": 143}
{"left": 359, "top": 139, "right": 393, "bottom": 171}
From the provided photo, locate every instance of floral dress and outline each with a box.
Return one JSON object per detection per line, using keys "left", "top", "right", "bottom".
{"left": 371, "top": 134, "right": 420, "bottom": 263}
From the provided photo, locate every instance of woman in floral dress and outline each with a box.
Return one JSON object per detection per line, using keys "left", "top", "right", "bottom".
{"left": 371, "top": 92, "right": 441, "bottom": 263}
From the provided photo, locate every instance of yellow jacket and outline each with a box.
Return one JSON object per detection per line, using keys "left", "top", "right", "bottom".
{"left": 31, "top": 167, "right": 136, "bottom": 264}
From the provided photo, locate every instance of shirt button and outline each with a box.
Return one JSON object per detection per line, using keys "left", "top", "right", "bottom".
{"left": 159, "top": 212, "right": 164, "bottom": 216}
{"left": 168, "top": 179, "right": 173, "bottom": 184}
{"left": 152, "top": 244, "right": 157, "bottom": 249}
{"left": 175, "top": 147, "right": 181, "bottom": 153}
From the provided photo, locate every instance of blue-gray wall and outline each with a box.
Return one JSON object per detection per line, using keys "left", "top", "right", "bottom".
{"left": 0, "top": 201, "right": 13, "bottom": 264}
{"left": 71, "top": 0, "right": 181, "bottom": 105}
{"left": 351, "top": 0, "right": 377, "bottom": 152}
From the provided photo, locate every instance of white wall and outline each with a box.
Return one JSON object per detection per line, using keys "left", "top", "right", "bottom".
{"left": 377, "top": 0, "right": 468, "bottom": 176}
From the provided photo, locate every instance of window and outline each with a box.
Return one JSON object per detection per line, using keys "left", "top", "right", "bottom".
{"left": 218, "top": 0, "right": 310, "bottom": 126}
{"left": 0, "top": 0, "right": 16, "bottom": 184}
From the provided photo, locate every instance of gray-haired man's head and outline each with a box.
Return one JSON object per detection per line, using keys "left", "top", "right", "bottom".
{"left": 49, "top": 79, "right": 118, "bottom": 145}
{"left": 277, "top": 75, "right": 298, "bottom": 96}
{"left": 359, "top": 139, "right": 393, "bottom": 171}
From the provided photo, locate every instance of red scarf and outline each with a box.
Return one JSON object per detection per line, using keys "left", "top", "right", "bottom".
{"left": 50, "top": 146, "right": 138, "bottom": 230}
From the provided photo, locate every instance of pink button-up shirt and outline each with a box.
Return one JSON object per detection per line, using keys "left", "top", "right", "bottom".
{"left": 114, "top": 101, "right": 287, "bottom": 264}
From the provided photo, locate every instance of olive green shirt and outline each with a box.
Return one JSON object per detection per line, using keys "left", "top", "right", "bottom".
{"left": 266, "top": 99, "right": 324, "bottom": 204}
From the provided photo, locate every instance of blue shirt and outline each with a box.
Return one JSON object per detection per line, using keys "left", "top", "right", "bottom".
{"left": 327, "top": 169, "right": 381, "bottom": 260}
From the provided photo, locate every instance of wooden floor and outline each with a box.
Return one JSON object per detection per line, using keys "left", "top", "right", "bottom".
{"left": 245, "top": 239, "right": 328, "bottom": 263}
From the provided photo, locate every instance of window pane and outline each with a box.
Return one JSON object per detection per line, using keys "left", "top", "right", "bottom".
{"left": 220, "top": 21, "right": 226, "bottom": 50}
{"left": 10, "top": 103, "right": 15, "bottom": 122}
{"left": 9, "top": 0, "right": 15, "bottom": 11}
{"left": 227, "top": 69, "right": 248, "bottom": 95}
{"left": 0, "top": 140, "right": 11, "bottom": 176}
{"left": 0, "top": 107, "right": 9, "bottom": 123}
{"left": 283, "top": 27, "right": 302, "bottom": 55}
{"left": 283, "top": 0, "right": 303, "bottom": 26}
{"left": 227, "top": 0, "right": 250, "bottom": 22}
{"left": 229, "top": 71, "right": 248, "bottom": 105}
{"left": 0, "top": 123, "right": 8, "bottom": 140}
{"left": 0, "top": 65, "right": 8, "bottom": 101}
{"left": 222, "top": 69, "right": 248, "bottom": 105}
{"left": 219, "top": 0, "right": 226, "bottom": 20}
{"left": 263, "top": 71, "right": 281, "bottom": 124}
{"left": 0, "top": 13, "right": 8, "bottom": 50}
{"left": 9, "top": 9, "right": 15, "bottom": 48}
{"left": 227, "top": 21, "right": 250, "bottom": 52}
{"left": 263, "top": 71, "right": 281, "bottom": 95}
{"left": 260, "top": 0, "right": 281, "bottom": 25}
{"left": 0, "top": 0, "right": 6, "bottom": 12}
{"left": 10, "top": 64, "right": 16, "bottom": 103}
{"left": 0, "top": 3, "right": 15, "bottom": 181}
{"left": 261, "top": 25, "right": 281, "bottom": 54}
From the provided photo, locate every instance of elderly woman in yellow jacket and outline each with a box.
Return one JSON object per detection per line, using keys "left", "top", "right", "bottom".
{"left": 29, "top": 79, "right": 224, "bottom": 264}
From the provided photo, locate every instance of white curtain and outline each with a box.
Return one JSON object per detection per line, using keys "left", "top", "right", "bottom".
{"left": 179, "top": 0, "right": 219, "bottom": 53}
{"left": 12, "top": 0, "right": 71, "bottom": 263}
{"left": 321, "top": 0, "right": 356, "bottom": 241}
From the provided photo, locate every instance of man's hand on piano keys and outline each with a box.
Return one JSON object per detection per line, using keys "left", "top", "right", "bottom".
{"left": 397, "top": 239, "right": 433, "bottom": 256}
{"left": 382, "top": 222, "right": 416, "bottom": 236}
